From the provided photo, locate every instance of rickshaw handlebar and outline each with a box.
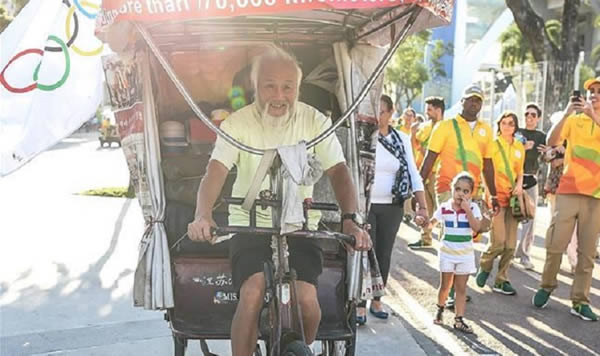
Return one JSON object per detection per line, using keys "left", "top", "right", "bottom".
{"left": 211, "top": 226, "right": 356, "bottom": 247}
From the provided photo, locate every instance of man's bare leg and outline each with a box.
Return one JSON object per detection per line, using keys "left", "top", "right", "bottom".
{"left": 296, "top": 281, "right": 321, "bottom": 344}
{"left": 231, "top": 272, "right": 265, "bottom": 356}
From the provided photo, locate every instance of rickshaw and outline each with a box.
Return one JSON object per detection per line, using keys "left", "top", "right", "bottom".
{"left": 97, "top": 1, "right": 452, "bottom": 355}
{"left": 99, "top": 124, "right": 121, "bottom": 147}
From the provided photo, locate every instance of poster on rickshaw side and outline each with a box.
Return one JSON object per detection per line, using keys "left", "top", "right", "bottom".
{"left": 103, "top": 53, "right": 153, "bottom": 218}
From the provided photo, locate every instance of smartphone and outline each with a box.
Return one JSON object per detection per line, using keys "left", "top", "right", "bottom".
{"left": 572, "top": 90, "right": 581, "bottom": 102}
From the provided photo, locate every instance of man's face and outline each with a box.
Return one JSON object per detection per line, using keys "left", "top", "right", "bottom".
{"left": 256, "top": 59, "right": 298, "bottom": 118}
{"left": 462, "top": 96, "right": 482, "bottom": 119}
{"left": 524, "top": 108, "right": 540, "bottom": 129}
{"left": 425, "top": 104, "right": 440, "bottom": 121}
{"left": 587, "top": 83, "right": 600, "bottom": 111}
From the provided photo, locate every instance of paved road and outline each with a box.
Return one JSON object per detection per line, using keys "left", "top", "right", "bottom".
{"left": 0, "top": 132, "right": 426, "bottom": 355}
{"left": 392, "top": 208, "right": 600, "bottom": 355}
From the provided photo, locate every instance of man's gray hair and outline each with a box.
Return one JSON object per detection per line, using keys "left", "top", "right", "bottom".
{"left": 250, "top": 45, "right": 303, "bottom": 92}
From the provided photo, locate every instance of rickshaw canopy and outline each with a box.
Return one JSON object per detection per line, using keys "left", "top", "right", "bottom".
{"left": 98, "top": 0, "right": 453, "bottom": 47}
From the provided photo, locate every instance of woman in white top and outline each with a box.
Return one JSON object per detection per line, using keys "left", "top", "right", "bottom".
{"left": 357, "top": 95, "right": 429, "bottom": 324}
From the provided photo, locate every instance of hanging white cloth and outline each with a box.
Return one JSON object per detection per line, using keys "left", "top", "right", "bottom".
{"left": 277, "top": 141, "right": 323, "bottom": 234}
{"left": 132, "top": 51, "right": 173, "bottom": 310}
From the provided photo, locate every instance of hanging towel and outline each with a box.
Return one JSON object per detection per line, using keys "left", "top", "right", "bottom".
{"left": 277, "top": 141, "right": 323, "bottom": 234}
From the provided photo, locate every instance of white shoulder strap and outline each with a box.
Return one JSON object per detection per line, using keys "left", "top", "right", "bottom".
{"left": 241, "top": 149, "right": 277, "bottom": 211}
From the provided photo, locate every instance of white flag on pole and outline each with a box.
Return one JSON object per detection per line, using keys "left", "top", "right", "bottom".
{"left": 0, "top": 0, "right": 104, "bottom": 176}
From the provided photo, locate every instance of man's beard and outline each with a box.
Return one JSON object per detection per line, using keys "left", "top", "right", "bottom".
{"left": 260, "top": 101, "right": 296, "bottom": 128}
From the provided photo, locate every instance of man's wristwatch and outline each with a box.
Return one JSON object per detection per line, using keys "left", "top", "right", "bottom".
{"left": 341, "top": 213, "right": 362, "bottom": 226}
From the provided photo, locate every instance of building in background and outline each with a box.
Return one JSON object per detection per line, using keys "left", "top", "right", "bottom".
{"left": 424, "top": 0, "right": 600, "bottom": 121}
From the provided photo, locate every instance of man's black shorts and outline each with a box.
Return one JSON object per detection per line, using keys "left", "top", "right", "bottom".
{"left": 229, "top": 233, "right": 323, "bottom": 290}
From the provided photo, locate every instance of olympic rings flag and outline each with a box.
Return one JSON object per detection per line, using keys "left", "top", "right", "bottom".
{"left": 0, "top": 0, "right": 104, "bottom": 176}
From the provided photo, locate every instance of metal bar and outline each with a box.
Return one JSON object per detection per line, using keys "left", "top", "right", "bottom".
{"left": 306, "top": 5, "right": 421, "bottom": 149}
{"left": 146, "top": 15, "right": 357, "bottom": 29}
{"left": 135, "top": 23, "right": 265, "bottom": 155}
{"left": 348, "top": 251, "right": 362, "bottom": 301}
{"left": 213, "top": 226, "right": 355, "bottom": 245}
{"left": 222, "top": 197, "right": 339, "bottom": 211}
{"left": 156, "top": 39, "right": 338, "bottom": 49}
{"left": 314, "top": 8, "right": 370, "bottom": 20}
{"left": 355, "top": 5, "right": 413, "bottom": 41}
{"left": 238, "top": 15, "right": 358, "bottom": 28}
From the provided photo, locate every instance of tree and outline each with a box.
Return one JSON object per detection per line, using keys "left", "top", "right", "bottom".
{"left": 384, "top": 31, "right": 448, "bottom": 109}
{"left": 505, "top": 0, "right": 581, "bottom": 129}
{"left": 499, "top": 24, "right": 533, "bottom": 68}
{"left": 591, "top": 15, "right": 600, "bottom": 69}
{"left": 0, "top": 5, "right": 14, "bottom": 32}
{"left": 0, "top": 0, "right": 29, "bottom": 32}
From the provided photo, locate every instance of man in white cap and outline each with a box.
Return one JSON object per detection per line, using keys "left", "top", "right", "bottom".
{"left": 532, "top": 77, "right": 600, "bottom": 321}
{"left": 420, "top": 84, "right": 499, "bottom": 219}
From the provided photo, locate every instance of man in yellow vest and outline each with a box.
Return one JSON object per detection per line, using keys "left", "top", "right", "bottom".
{"left": 409, "top": 96, "right": 445, "bottom": 249}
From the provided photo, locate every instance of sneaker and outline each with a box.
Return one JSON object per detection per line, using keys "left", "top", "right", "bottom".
{"left": 532, "top": 288, "right": 551, "bottom": 308}
{"left": 520, "top": 258, "right": 535, "bottom": 271}
{"left": 408, "top": 240, "right": 432, "bottom": 249}
{"left": 492, "top": 281, "right": 517, "bottom": 295}
{"left": 475, "top": 269, "right": 490, "bottom": 288}
{"left": 571, "top": 303, "right": 599, "bottom": 321}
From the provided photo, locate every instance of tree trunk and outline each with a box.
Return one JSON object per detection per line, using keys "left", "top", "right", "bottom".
{"left": 505, "top": 0, "right": 581, "bottom": 130}
{"left": 395, "top": 86, "right": 402, "bottom": 111}
{"left": 505, "top": 0, "right": 559, "bottom": 62}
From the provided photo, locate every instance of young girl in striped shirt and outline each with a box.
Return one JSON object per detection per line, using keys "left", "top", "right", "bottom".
{"left": 431, "top": 172, "right": 482, "bottom": 333}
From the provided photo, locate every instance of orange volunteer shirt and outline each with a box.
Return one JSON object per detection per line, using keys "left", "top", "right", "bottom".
{"left": 415, "top": 120, "right": 438, "bottom": 172}
{"left": 491, "top": 136, "right": 525, "bottom": 207}
{"left": 557, "top": 113, "right": 600, "bottom": 198}
{"left": 427, "top": 114, "right": 493, "bottom": 195}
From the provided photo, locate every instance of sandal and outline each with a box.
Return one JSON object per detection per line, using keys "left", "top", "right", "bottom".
{"left": 369, "top": 306, "right": 389, "bottom": 319}
{"left": 356, "top": 308, "right": 367, "bottom": 326}
{"left": 453, "top": 316, "right": 473, "bottom": 334}
{"left": 433, "top": 304, "right": 444, "bottom": 325}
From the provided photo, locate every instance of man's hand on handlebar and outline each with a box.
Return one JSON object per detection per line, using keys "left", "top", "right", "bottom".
{"left": 187, "top": 215, "right": 218, "bottom": 244}
{"left": 342, "top": 219, "right": 372, "bottom": 251}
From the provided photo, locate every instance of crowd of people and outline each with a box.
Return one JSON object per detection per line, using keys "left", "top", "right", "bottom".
{"left": 363, "top": 78, "right": 600, "bottom": 333}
